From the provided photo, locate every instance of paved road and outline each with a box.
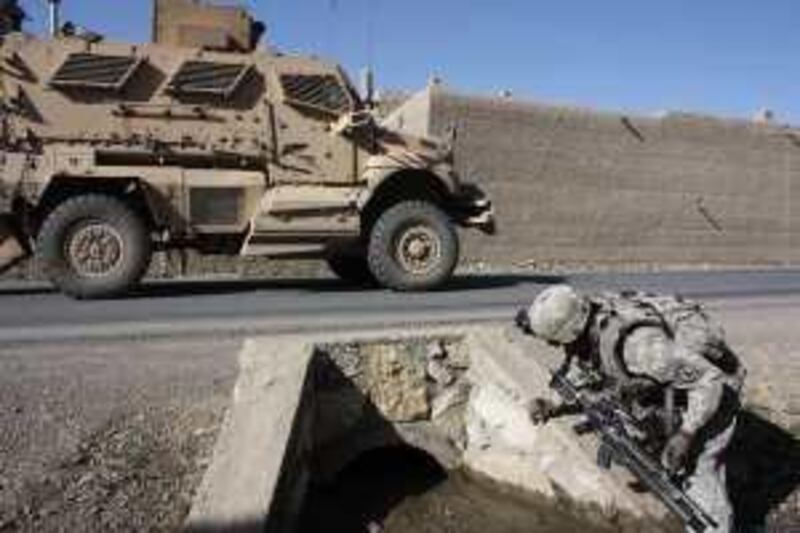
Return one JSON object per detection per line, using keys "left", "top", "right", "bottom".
{"left": 3, "top": 269, "right": 800, "bottom": 344}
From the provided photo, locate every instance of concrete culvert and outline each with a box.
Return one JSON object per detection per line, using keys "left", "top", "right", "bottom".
{"left": 188, "top": 331, "right": 685, "bottom": 532}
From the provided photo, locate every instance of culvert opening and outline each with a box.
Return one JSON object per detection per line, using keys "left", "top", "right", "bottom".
{"left": 296, "top": 445, "right": 654, "bottom": 533}
{"left": 291, "top": 335, "right": 673, "bottom": 533}
{"left": 297, "top": 445, "right": 447, "bottom": 533}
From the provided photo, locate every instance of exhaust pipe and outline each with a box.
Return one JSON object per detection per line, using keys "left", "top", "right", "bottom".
{"left": 48, "top": 0, "right": 61, "bottom": 37}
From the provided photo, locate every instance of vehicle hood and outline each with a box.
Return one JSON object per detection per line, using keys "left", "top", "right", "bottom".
{"left": 369, "top": 126, "right": 454, "bottom": 174}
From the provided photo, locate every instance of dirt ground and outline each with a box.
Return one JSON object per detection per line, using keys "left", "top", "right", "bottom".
{"left": 0, "top": 407, "right": 222, "bottom": 532}
{"left": 0, "top": 339, "right": 239, "bottom": 532}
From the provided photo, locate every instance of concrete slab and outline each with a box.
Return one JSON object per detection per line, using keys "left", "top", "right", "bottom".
{"left": 462, "top": 326, "right": 668, "bottom": 519}
{"left": 185, "top": 338, "right": 315, "bottom": 532}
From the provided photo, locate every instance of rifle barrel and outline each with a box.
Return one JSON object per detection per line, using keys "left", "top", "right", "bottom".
{"left": 549, "top": 371, "right": 717, "bottom": 532}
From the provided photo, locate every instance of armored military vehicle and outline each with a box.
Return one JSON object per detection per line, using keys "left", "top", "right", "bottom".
{"left": 0, "top": 0, "right": 493, "bottom": 298}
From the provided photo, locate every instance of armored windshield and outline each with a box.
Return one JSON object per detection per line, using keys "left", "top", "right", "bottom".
{"left": 278, "top": 66, "right": 362, "bottom": 117}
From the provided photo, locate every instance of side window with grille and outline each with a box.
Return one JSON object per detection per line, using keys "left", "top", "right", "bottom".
{"left": 278, "top": 73, "right": 353, "bottom": 117}
{"left": 166, "top": 60, "right": 253, "bottom": 101}
{"left": 50, "top": 53, "right": 142, "bottom": 91}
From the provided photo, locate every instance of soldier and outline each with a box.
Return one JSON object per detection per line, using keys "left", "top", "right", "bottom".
{"left": 516, "top": 285, "right": 745, "bottom": 533}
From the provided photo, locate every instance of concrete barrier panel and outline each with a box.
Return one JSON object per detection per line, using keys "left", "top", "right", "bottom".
{"left": 185, "top": 339, "right": 315, "bottom": 533}
{"left": 394, "top": 87, "right": 800, "bottom": 268}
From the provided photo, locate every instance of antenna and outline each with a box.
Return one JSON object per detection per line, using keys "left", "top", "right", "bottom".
{"left": 365, "top": 0, "right": 376, "bottom": 70}
{"left": 360, "top": 67, "right": 374, "bottom": 107}
{"left": 363, "top": 0, "right": 378, "bottom": 107}
{"left": 46, "top": 0, "right": 61, "bottom": 37}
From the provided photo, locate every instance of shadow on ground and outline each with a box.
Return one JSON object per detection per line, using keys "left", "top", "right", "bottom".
{"left": 0, "top": 284, "right": 54, "bottom": 296}
{"left": 0, "top": 274, "right": 564, "bottom": 299}
{"left": 727, "top": 411, "right": 800, "bottom": 530}
{"left": 120, "top": 273, "right": 565, "bottom": 299}
{"left": 184, "top": 521, "right": 270, "bottom": 533}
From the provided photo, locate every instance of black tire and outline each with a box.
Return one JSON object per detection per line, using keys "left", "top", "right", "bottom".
{"left": 367, "top": 201, "right": 459, "bottom": 291}
{"left": 37, "top": 194, "right": 152, "bottom": 299}
{"left": 326, "top": 247, "right": 375, "bottom": 286}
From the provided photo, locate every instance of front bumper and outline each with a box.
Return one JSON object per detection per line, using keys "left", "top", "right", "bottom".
{"left": 450, "top": 183, "right": 496, "bottom": 235}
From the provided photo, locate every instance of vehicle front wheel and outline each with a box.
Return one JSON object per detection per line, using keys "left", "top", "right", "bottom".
{"left": 367, "top": 201, "right": 459, "bottom": 291}
{"left": 37, "top": 194, "right": 152, "bottom": 299}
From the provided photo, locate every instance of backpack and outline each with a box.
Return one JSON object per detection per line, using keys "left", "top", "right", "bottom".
{"left": 595, "top": 290, "right": 741, "bottom": 376}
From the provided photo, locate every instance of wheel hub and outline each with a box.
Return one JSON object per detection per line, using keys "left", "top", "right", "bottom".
{"left": 396, "top": 225, "right": 442, "bottom": 274}
{"left": 67, "top": 222, "right": 125, "bottom": 277}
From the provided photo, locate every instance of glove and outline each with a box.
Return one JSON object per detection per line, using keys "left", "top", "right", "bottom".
{"left": 526, "top": 398, "right": 557, "bottom": 425}
{"left": 661, "top": 431, "right": 692, "bottom": 474}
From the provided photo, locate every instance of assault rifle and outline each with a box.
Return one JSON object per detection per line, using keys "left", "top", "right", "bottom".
{"left": 549, "top": 370, "right": 717, "bottom": 533}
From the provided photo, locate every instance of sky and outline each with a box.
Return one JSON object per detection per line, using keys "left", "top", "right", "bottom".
{"left": 19, "top": 0, "right": 800, "bottom": 124}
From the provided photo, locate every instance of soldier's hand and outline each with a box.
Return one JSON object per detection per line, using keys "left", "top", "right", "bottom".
{"left": 661, "top": 431, "right": 692, "bottom": 474}
{"left": 526, "top": 398, "right": 557, "bottom": 425}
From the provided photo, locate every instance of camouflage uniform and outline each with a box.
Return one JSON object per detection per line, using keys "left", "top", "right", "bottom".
{"left": 566, "top": 294, "right": 744, "bottom": 533}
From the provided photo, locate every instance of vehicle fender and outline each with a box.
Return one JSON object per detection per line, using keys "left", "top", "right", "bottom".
{"left": 358, "top": 154, "right": 458, "bottom": 209}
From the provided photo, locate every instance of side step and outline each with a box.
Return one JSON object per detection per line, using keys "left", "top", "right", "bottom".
{"left": 243, "top": 242, "right": 328, "bottom": 258}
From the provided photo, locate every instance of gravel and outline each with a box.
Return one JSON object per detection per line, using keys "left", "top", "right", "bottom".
{"left": 0, "top": 339, "right": 239, "bottom": 532}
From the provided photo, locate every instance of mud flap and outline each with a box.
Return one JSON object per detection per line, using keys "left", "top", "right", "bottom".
{"left": 0, "top": 216, "right": 29, "bottom": 274}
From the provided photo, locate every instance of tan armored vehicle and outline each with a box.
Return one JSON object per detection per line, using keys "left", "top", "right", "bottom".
{"left": 0, "top": 0, "right": 493, "bottom": 298}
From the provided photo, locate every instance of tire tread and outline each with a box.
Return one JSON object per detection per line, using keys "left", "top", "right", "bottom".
{"left": 367, "top": 200, "right": 459, "bottom": 291}
{"left": 37, "top": 194, "right": 151, "bottom": 299}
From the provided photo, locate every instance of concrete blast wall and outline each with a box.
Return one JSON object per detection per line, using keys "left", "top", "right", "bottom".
{"left": 392, "top": 87, "right": 800, "bottom": 267}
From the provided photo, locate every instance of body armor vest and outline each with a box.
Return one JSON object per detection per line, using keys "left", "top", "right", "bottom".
{"left": 586, "top": 291, "right": 742, "bottom": 389}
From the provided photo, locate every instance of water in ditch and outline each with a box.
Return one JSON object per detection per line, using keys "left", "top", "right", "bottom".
{"left": 297, "top": 446, "right": 677, "bottom": 533}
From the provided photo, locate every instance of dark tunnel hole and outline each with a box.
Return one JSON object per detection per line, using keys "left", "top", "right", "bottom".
{"left": 297, "top": 445, "right": 447, "bottom": 533}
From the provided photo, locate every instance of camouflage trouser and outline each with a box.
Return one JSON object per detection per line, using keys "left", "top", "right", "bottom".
{"left": 684, "top": 418, "right": 737, "bottom": 533}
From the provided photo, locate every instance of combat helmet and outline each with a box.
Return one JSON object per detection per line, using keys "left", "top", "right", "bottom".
{"left": 524, "top": 285, "right": 590, "bottom": 345}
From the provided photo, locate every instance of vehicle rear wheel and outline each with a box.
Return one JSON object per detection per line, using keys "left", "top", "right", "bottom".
{"left": 326, "top": 247, "right": 375, "bottom": 286}
{"left": 367, "top": 201, "right": 459, "bottom": 291}
{"left": 37, "top": 194, "right": 152, "bottom": 299}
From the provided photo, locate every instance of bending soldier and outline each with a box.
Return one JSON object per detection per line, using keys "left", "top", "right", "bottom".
{"left": 516, "top": 285, "right": 745, "bottom": 533}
